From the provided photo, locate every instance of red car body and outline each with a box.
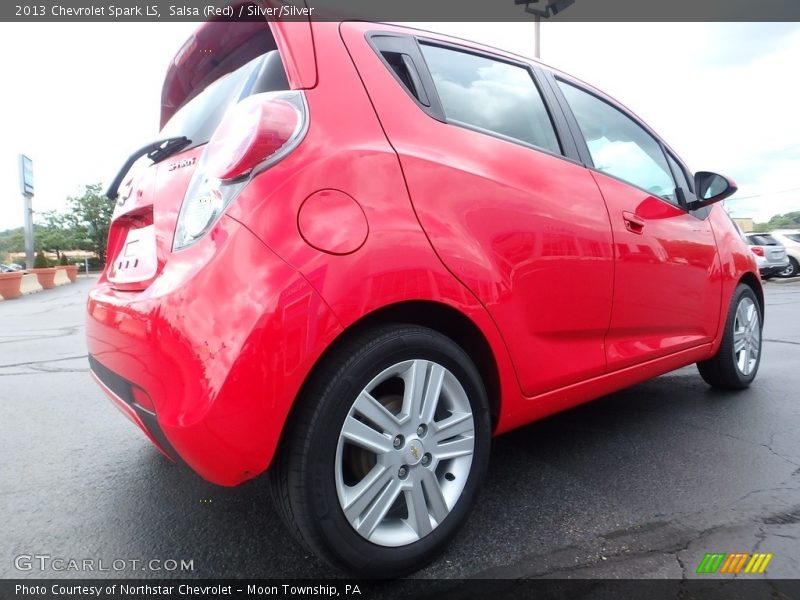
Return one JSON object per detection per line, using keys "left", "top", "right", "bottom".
{"left": 87, "top": 19, "right": 761, "bottom": 493}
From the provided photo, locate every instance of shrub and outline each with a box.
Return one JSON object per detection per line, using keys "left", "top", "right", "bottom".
{"left": 33, "top": 251, "right": 50, "bottom": 269}
{"left": 58, "top": 254, "right": 69, "bottom": 266}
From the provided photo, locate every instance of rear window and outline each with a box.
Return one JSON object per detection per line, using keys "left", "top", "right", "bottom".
{"left": 160, "top": 50, "right": 289, "bottom": 148}
{"left": 747, "top": 234, "right": 780, "bottom": 246}
{"left": 783, "top": 233, "right": 800, "bottom": 243}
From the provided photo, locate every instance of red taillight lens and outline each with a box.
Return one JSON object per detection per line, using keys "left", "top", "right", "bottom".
{"left": 173, "top": 91, "right": 306, "bottom": 250}
{"left": 205, "top": 92, "right": 303, "bottom": 181}
{"left": 751, "top": 247, "right": 765, "bottom": 257}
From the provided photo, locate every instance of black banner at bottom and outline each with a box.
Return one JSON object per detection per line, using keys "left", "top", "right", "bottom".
{"left": 3, "top": 579, "right": 800, "bottom": 600}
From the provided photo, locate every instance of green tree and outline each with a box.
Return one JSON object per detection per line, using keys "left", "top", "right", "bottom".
{"left": 37, "top": 211, "right": 82, "bottom": 258}
{"left": 33, "top": 250, "right": 50, "bottom": 268}
{"left": 63, "top": 183, "right": 113, "bottom": 264}
{"left": 753, "top": 211, "right": 800, "bottom": 232}
{"left": 0, "top": 227, "right": 25, "bottom": 256}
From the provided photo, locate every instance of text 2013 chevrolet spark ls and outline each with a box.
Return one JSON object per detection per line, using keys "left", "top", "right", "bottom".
{"left": 87, "top": 18, "right": 763, "bottom": 576}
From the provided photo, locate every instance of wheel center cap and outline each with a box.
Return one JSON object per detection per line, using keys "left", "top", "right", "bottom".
{"left": 405, "top": 439, "right": 424, "bottom": 465}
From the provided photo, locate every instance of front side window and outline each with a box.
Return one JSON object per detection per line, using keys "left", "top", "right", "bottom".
{"left": 420, "top": 43, "right": 561, "bottom": 154}
{"left": 558, "top": 81, "right": 677, "bottom": 202}
{"left": 665, "top": 152, "right": 692, "bottom": 205}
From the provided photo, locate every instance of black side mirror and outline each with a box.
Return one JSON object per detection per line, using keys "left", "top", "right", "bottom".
{"left": 688, "top": 171, "right": 737, "bottom": 210}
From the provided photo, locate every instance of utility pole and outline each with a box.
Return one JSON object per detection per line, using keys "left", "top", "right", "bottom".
{"left": 18, "top": 154, "right": 35, "bottom": 268}
{"left": 516, "top": 0, "right": 576, "bottom": 59}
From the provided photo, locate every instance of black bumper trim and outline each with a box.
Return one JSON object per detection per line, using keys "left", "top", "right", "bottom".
{"left": 88, "top": 355, "right": 185, "bottom": 465}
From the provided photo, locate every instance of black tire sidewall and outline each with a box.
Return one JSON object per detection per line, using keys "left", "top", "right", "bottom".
{"left": 300, "top": 327, "right": 491, "bottom": 577}
{"left": 726, "top": 285, "right": 762, "bottom": 386}
{"left": 780, "top": 257, "right": 798, "bottom": 278}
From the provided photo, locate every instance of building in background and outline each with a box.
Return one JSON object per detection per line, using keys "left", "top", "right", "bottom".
{"left": 732, "top": 217, "right": 755, "bottom": 233}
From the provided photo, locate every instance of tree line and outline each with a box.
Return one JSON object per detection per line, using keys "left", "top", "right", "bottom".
{"left": 0, "top": 183, "right": 112, "bottom": 267}
{"left": 752, "top": 211, "right": 800, "bottom": 233}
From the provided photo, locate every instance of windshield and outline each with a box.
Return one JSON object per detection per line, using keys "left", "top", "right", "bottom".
{"left": 160, "top": 50, "right": 289, "bottom": 149}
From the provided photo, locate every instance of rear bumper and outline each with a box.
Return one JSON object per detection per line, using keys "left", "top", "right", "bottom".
{"left": 86, "top": 215, "right": 341, "bottom": 486}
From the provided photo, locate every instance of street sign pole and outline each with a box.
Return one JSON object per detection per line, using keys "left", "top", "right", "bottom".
{"left": 22, "top": 193, "right": 34, "bottom": 269}
{"left": 18, "top": 154, "right": 35, "bottom": 269}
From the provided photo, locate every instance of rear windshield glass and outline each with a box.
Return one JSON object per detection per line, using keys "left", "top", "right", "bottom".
{"left": 747, "top": 234, "right": 779, "bottom": 246}
{"left": 160, "top": 50, "right": 289, "bottom": 148}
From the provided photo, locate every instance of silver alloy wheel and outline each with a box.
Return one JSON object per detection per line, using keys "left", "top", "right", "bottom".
{"left": 334, "top": 359, "right": 475, "bottom": 547}
{"left": 779, "top": 261, "right": 795, "bottom": 277}
{"left": 732, "top": 296, "right": 761, "bottom": 376}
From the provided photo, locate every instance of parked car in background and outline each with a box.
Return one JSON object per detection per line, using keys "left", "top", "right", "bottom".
{"left": 87, "top": 18, "right": 764, "bottom": 576}
{"left": 745, "top": 233, "right": 790, "bottom": 279}
{"left": 769, "top": 229, "right": 800, "bottom": 278}
{"left": 1, "top": 264, "right": 23, "bottom": 273}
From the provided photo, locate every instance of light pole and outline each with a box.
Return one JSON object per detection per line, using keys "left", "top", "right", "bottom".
{"left": 18, "top": 155, "right": 35, "bottom": 269}
{"left": 516, "top": 0, "right": 576, "bottom": 59}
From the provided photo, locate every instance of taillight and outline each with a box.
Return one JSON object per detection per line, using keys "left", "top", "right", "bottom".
{"left": 173, "top": 91, "right": 307, "bottom": 250}
{"left": 751, "top": 247, "right": 765, "bottom": 257}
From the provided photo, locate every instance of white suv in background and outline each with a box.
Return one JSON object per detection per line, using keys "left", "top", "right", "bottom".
{"left": 770, "top": 230, "right": 800, "bottom": 278}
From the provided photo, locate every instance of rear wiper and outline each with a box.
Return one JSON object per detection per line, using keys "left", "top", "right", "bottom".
{"left": 106, "top": 136, "right": 191, "bottom": 200}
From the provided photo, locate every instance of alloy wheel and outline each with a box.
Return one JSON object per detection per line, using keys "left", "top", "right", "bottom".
{"left": 335, "top": 359, "right": 475, "bottom": 547}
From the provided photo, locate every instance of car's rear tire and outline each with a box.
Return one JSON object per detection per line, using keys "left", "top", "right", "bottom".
{"left": 269, "top": 325, "right": 491, "bottom": 577}
{"left": 778, "top": 257, "right": 799, "bottom": 278}
{"left": 697, "top": 283, "right": 762, "bottom": 390}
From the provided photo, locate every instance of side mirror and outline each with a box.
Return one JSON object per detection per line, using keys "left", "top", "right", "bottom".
{"left": 688, "top": 171, "right": 737, "bottom": 210}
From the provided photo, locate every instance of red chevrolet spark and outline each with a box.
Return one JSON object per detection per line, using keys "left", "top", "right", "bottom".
{"left": 88, "top": 17, "right": 763, "bottom": 576}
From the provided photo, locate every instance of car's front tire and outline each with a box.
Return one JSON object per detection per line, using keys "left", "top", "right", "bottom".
{"left": 697, "top": 283, "right": 762, "bottom": 390}
{"left": 270, "top": 325, "right": 491, "bottom": 577}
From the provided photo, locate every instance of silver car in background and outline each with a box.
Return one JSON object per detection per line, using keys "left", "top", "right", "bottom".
{"left": 769, "top": 230, "right": 800, "bottom": 278}
{"left": 745, "top": 233, "right": 790, "bottom": 279}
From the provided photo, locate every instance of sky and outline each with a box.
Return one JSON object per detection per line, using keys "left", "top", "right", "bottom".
{"left": 0, "top": 21, "right": 798, "bottom": 231}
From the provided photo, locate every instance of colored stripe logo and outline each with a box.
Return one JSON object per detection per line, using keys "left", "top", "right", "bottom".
{"left": 696, "top": 552, "right": 773, "bottom": 574}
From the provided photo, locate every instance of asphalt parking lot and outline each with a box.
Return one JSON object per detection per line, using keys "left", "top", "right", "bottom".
{"left": 1, "top": 277, "right": 799, "bottom": 580}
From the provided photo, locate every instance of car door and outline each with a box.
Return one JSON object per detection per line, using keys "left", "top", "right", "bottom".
{"left": 550, "top": 76, "right": 722, "bottom": 370}
{"left": 341, "top": 23, "right": 615, "bottom": 397}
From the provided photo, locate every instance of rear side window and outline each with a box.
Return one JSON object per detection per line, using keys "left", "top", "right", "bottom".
{"left": 558, "top": 81, "right": 678, "bottom": 202}
{"left": 160, "top": 50, "right": 289, "bottom": 148}
{"left": 419, "top": 44, "right": 561, "bottom": 155}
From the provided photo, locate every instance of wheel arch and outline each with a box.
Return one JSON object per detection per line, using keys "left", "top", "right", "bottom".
{"left": 739, "top": 272, "right": 764, "bottom": 317}
{"left": 284, "top": 300, "right": 502, "bottom": 441}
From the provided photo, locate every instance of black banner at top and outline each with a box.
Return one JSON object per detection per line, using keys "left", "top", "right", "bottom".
{"left": 3, "top": 0, "right": 800, "bottom": 22}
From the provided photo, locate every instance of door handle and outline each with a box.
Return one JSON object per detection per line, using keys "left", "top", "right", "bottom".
{"left": 622, "top": 211, "right": 645, "bottom": 234}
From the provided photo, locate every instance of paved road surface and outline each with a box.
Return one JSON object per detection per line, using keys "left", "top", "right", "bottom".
{"left": 2, "top": 277, "right": 799, "bottom": 580}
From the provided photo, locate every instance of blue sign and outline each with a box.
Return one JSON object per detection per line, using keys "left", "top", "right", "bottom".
{"left": 19, "top": 154, "right": 34, "bottom": 196}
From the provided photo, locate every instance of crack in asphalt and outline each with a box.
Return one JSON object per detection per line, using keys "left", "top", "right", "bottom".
{"left": 0, "top": 326, "right": 83, "bottom": 345}
{"left": 0, "top": 354, "right": 89, "bottom": 377}
{"left": 0, "top": 354, "right": 88, "bottom": 369}
{"left": 762, "top": 506, "right": 800, "bottom": 525}
{"left": 763, "top": 338, "right": 800, "bottom": 346}
{"left": 677, "top": 420, "right": 800, "bottom": 469}
{"left": 471, "top": 477, "right": 800, "bottom": 580}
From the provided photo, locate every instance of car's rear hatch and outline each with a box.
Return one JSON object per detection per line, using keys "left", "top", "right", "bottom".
{"left": 104, "top": 12, "right": 316, "bottom": 292}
